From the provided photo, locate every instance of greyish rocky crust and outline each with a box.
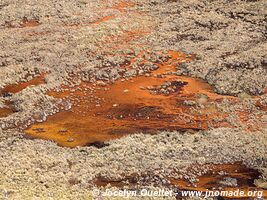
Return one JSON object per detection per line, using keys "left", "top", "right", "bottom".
{"left": 0, "top": 128, "right": 267, "bottom": 199}
{"left": 0, "top": 0, "right": 266, "bottom": 199}
{"left": 135, "top": 0, "right": 267, "bottom": 95}
{"left": 0, "top": 0, "right": 266, "bottom": 128}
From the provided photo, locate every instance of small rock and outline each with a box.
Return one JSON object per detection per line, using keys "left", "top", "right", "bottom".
{"left": 254, "top": 179, "right": 267, "bottom": 189}
{"left": 219, "top": 177, "right": 238, "bottom": 187}
{"left": 96, "top": 81, "right": 106, "bottom": 86}
{"left": 67, "top": 138, "right": 75, "bottom": 142}
{"left": 139, "top": 86, "right": 146, "bottom": 90}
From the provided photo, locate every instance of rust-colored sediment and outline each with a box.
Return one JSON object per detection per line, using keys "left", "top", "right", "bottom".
{"left": 0, "top": 73, "right": 46, "bottom": 94}
{"left": 94, "top": 163, "right": 267, "bottom": 199}
{"left": 2, "top": 0, "right": 265, "bottom": 196}
{"left": 171, "top": 163, "right": 267, "bottom": 199}
{"left": 0, "top": 74, "right": 45, "bottom": 118}
{"left": 24, "top": 52, "right": 238, "bottom": 147}
{"left": 112, "top": 1, "right": 135, "bottom": 12}
{"left": 21, "top": 18, "right": 40, "bottom": 28}
{"left": 91, "top": 15, "right": 116, "bottom": 25}
{"left": 0, "top": 101, "right": 14, "bottom": 118}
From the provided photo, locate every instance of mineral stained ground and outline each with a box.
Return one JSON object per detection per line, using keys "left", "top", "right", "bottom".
{"left": 0, "top": 0, "right": 266, "bottom": 199}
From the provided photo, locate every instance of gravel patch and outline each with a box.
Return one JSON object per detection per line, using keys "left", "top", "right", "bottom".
{"left": 0, "top": 128, "right": 267, "bottom": 199}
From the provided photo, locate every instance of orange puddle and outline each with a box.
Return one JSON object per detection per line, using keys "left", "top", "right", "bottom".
{"left": 3, "top": 1, "right": 265, "bottom": 195}
{"left": 24, "top": 52, "right": 237, "bottom": 147}
{"left": 0, "top": 74, "right": 46, "bottom": 94}
{"left": 94, "top": 163, "right": 266, "bottom": 199}
{"left": 171, "top": 163, "right": 267, "bottom": 198}
{"left": 0, "top": 74, "right": 46, "bottom": 118}
{"left": 0, "top": 102, "right": 14, "bottom": 118}
{"left": 1, "top": 1, "right": 264, "bottom": 197}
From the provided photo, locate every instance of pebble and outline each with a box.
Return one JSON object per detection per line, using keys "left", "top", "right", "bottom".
{"left": 67, "top": 138, "right": 75, "bottom": 142}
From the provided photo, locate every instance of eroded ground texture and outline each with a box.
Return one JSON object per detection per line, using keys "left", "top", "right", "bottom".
{"left": 0, "top": 0, "right": 266, "bottom": 199}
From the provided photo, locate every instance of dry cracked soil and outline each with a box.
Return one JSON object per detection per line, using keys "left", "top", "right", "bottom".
{"left": 0, "top": 0, "right": 266, "bottom": 199}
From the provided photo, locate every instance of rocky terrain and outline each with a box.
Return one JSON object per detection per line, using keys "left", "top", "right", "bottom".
{"left": 0, "top": 0, "right": 266, "bottom": 199}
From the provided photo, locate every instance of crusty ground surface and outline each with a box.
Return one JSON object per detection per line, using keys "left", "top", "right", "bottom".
{"left": 0, "top": 0, "right": 266, "bottom": 199}
{"left": 0, "top": 128, "right": 267, "bottom": 199}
